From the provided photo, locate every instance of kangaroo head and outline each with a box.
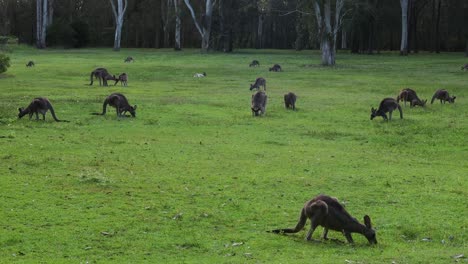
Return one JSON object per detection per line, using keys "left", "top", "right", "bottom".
{"left": 450, "top": 96, "right": 456, "bottom": 103}
{"left": 203, "top": 72, "right": 206, "bottom": 76}
{"left": 422, "top": 99, "right": 427, "bottom": 106}
{"left": 363, "top": 215, "right": 377, "bottom": 244}
{"left": 18, "top": 108, "right": 25, "bottom": 118}
{"left": 128, "top": 105, "right": 137, "bottom": 117}
{"left": 269, "top": 67, "right": 273, "bottom": 71}
{"left": 250, "top": 84, "right": 255, "bottom": 90}
{"left": 370, "top": 107, "right": 377, "bottom": 120}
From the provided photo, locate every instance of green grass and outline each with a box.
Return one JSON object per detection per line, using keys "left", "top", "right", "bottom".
{"left": 0, "top": 46, "right": 467, "bottom": 263}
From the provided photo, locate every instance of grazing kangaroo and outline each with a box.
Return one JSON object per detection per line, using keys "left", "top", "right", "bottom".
{"left": 26, "top": 61, "right": 35, "bottom": 67}
{"left": 284, "top": 92, "right": 297, "bottom": 110}
{"left": 249, "top": 60, "right": 260, "bottom": 67}
{"left": 124, "top": 56, "right": 134, "bottom": 63}
{"left": 269, "top": 194, "right": 377, "bottom": 244}
{"left": 193, "top": 72, "right": 206, "bottom": 78}
{"left": 269, "top": 64, "right": 282, "bottom": 72}
{"left": 18, "top": 97, "right": 69, "bottom": 122}
{"left": 114, "top": 73, "right": 128, "bottom": 86}
{"left": 92, "top": 93, "right": 137, "bottom": 117}
{"left": 461, "top": 64, "right": 468, "bottom": 70}
{"left": 397, "top": 88, "right": 427, "bottom": 107}
{"left": 371, "top": 98, "right": 403, "bottom": 121}
{"left": 431, "top": 89, "right": 456, "bottom": 104}
{"left": 250, "top": 77, "right": 266, "bottom": 91}
{"left": 251, "top": 91, "right": 267, "bottom": 116}
{"left": 89, "top": 68, "right": 108, "bottom": 86}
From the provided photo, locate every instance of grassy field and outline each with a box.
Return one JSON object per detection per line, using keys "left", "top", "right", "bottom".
{"left": 0, "top": 46, "right": 467, "bottom": 263}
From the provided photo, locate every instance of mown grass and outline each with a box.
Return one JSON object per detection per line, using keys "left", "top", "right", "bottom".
{"left": 0, "top": 46, "right": 466, "bottom": 263}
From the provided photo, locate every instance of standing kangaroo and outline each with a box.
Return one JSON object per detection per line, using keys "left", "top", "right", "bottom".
{"left": 431, "top": 89, "right": 456, "bottom": 104}
{"left": 114, "top": 73, "right": 128, "bottom": 86}
{"left": 397, "top": 88, "right": 427, "bottom": 107}
{"left": 269, "top": 194, "right": 377, "bottom": 244}
{"left": 250, "top": 77, "right": 266, "bottom": 91}
{"left": 269, "top": 64, "right": 282, "bottom": 72}
{"left": 18, "top": 97, "right": 69, "bottom": 122}
{"left": 249, "top": 60, "right": 260, "bottom": 67}
{"left": 26, "top": 61, "right": 35, "bottom": 67}
{"left": 92, "top": 93, "right": 137, "bottom": 117}
{"left": 124, "top": 56, "right": 134, "bottom": 63}
{"left": 251, "top": 91, "right": 267, "bottom": 116}
{"left": 284, "top": 92, "right": 297, "bottom": 110}
{"left": 371, "top": 98, "right": 403, "bottom": 121}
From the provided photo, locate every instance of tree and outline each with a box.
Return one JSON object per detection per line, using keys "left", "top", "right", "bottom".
{"left": 36, "top": 0, "right": 48, "bottom": 49}
{"left": 109, "top": 0, "right": 128, "bottom": 51}
{"left": 313, "top": 0, "right": 345, "bottom": 66}
{"left": 174, "top": 0, "right": 182, "bottom": 50}
{"left": 183, "top": 0, "right": 215, "bottom": 52}
{"left": 399, "top": 0, "right": 409, "bottom": 55}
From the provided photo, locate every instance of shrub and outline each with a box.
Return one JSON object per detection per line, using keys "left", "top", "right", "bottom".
{"left": 0, "top": 53, "right": 10, "bottom": 74}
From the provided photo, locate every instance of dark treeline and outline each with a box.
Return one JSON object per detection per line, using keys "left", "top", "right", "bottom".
{"left": 0, "top": 0, "right": 466, "bottom": 53}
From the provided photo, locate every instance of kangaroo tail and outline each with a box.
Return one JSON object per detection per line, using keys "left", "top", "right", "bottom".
{"left": 268, "top": 208, "right": 307, "bottom": 234}
{"left": 47, "top": 101, "right": 68, "bottom": 122}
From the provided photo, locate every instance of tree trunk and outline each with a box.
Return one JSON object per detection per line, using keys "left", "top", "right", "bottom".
{"left": 36, "top": 0, "right": 47, "bottom": 49}
{"left": 174, "top": 0, "right": 181, "bottom": 50}
{"left": 341, "top": 30, "right": 347, "bottom": 49}
{"left": 313, "top": 0, "right": 342, "bottom": 66}
{"left": 109, "top": 0, "right": 128, "bottom": 51}
{"left": 400, "top": 0, "right": 409, "bottom": 55}
{"left": 256, "top": 14, "right": 264, "bottom": 49}
{"left": 47, "top": 0, "right": 53, "bottom": 26}
{"left": 183, "top": 0, "right": 214, "bottom": 52}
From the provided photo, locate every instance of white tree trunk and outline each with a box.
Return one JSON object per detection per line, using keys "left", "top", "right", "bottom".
{"left": 314, "top": 0, "right": 343, "bottom": 66}
{"left": 109, "top": 0, "right": 128, "bottom": 51}
{"left": 400, "top": 0, "right": 409, "bottom": 55}
{"left": 174, "top": 0, "right": 181, "bottom": 50}
{"left": 183, "top": 0, "right": 214, "bottom": 53}
{"left": 36, "top": 0, "right": 47, "bottom": 49}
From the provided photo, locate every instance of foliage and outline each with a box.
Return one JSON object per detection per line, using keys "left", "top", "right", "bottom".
{"left": 0, "top": 53, "right": 10, "bottom": 73}
{"left": 47, "top": 19, "right": 90, "bottom": 48}
{"left": 0, "top": 48, "right": 466, "bottom": 262}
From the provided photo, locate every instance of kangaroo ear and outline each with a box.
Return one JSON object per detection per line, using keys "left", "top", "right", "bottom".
{"left": 364, "top": 215, "right": 372, "bottom": 228}
{"left": 133, "top": 105, "right": 137, "bottom": 110}
{"left": 18, "top": 107, "right": 22, "bottom": 113}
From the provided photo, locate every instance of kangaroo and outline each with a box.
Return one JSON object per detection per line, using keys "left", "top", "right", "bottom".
{"left": 249, "top": 60, "right": 260, "bottom": 67}
{"left": 461, "top": 64, "right": 468, "bottom": 70}
{"left": 371, "top": 98, "right": 403, "bottom": 121}
{"left": 284, "top": 92, "right": 297, "bottom": 110}
{"left": 18, "top": 97, "right": 69, "bottom": 122}
{"left": 193, "top": 72, "right": 206, "bottom": 78}
{"left": 92, "top": 93, "right": 137, "bottom": 117}
{"left": 114, "top": 73, "right": 128, "bottom": 86}
{"left": 269, "top": 64, "right": 282, "bottom": 72}
{"left": 431, "top": 89, "right": 456, "bottom": 104}
{"left": 124, "top": 56, "right": 134, "bottom": 63}
{"left": 269, "top": 194, "right": 377, "bottom": 244}
{"left": 89, "top": 68, "right": 108, "bottom": 86}
{"left": 397, "top": 88, "right": 427, "bottom": 107}
{"left": 250, "top": 77, "right": 266, "bottom": 91}
{"left": 26, "top": 61, "right": 35, "bottom": 67}
{"left": 251, "top": 91, "right": 267, "bottom": 116}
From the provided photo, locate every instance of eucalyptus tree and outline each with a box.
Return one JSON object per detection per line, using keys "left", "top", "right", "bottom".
{"left": 313, "top": 0, "right": 345, "bottom": 65}
{"left": 36, "top": 0, "right": 48, "bottom": 49}
{"left": 174, "top": 0, "right": 182, "bottom": 50}
{"left": 183, "top": 0, "right": 216, "bottom": 52}
{"left": 109, "top": 0, "right": 128, "bottom": 51}
{"left": 399, "top": 0, "right": 409, "bottom": 55}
